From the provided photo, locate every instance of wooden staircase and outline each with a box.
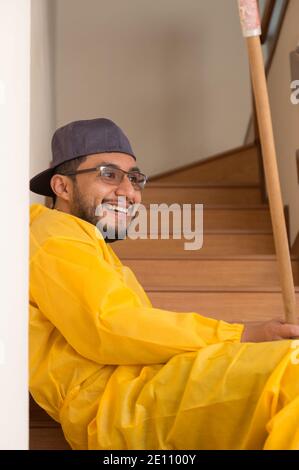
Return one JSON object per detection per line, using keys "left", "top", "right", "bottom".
{"left": 30, "top": 143, "right": 299, "bottom": 449}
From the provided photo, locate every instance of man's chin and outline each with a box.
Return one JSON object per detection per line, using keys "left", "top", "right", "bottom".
{"left": 98, "top": 212, "right": 132, "bottom": 227}
{"left": 95, "top": 219, "right": 129, "bottom": 242}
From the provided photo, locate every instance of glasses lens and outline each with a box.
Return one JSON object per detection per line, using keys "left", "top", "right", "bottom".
{"left": 99, "top": 166, "right": 147, "bottom": 190}
{"left": 99, "top": 167, "right": 123, "bottom": 185}
{"left": 128, "top": 172, "right": 147, "bottom": 190}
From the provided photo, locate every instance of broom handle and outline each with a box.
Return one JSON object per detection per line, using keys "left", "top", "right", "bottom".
{"left": 238, "top": 0, "right": 297, "bottom": 324}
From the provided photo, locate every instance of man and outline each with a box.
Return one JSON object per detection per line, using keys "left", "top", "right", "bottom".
{"left": 29, "top": 118, "right": 299, "bottom": 450}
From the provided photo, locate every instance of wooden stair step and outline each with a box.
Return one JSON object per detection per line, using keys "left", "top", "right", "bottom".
{"left": 151, "top": 145, "right": 260, "bottom": 185}
{"left": 142, "top": 184, "right": 262, "bottom": 205}
{"left": 30, "top": 427, "right": 70, "bottom": 450}
{"left": 29, "top": 397, "right": 69, "bottom": 449}
{"left": 147, "top": 291, "right": 299, "bottom": 323}
{"left": 121, "top": 258, "right": 299, "bottom": 288}
{"left": 30, "top": 403, "right": 59, "bottom": 428}
{"left": 113, "top": 233, "right": 275, "bottom": 257}
{"left": 139, "top": 205, "right": 272, "bottom": 231}
{"left": 144, "top": 285, "right": 299, "bottom": 292}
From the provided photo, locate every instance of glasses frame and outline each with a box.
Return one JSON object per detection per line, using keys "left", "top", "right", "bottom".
{"left": 60, "top": 164, "right": 148, "bottom": 191}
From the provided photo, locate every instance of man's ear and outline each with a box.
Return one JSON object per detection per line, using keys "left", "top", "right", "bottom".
{"left": 50, "top": 174, "right": 73, "bottom": 202}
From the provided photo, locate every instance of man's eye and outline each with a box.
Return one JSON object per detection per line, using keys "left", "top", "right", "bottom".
{"left": 101, "top": 170, "right": 117, "bottom": 179}
{"left": 128, "top": 175, "right": 138, "bottom": 183}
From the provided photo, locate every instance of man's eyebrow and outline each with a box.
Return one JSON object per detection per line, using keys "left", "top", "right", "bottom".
{"left": 129, "top": 166, "right": 141, "bottom": 172}
{"left": 98, "top": 162, "right": 142, "bottom": 172}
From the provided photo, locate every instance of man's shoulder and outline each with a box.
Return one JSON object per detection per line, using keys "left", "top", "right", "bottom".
{"left": 29, "top": 204, "right": 101, "bottom": 258}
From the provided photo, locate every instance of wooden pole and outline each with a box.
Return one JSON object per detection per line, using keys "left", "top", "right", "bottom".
{"left": 238, "top": 0, "right": 297, "bottom": 324}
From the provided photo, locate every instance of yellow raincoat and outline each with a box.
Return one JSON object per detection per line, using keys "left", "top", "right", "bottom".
{"left": 29, "top": 204, "right": 299, "bottom": 450}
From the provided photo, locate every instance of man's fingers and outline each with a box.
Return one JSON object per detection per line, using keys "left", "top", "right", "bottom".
{"left": 278, "top": 323, "right": 299, "bottom": 339}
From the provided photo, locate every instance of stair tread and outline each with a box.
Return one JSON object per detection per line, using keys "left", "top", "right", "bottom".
{"left": 150, "top": 145, "right": 259, "bottom": 184}
{"left": 142, "top": 204, "right": 270, "bottom": 209}
{"left": 148, "top": 292, "right": 299, "bottom": 322}
{"left": 141, "top": 186, "right": 262, "bottom": 205}
{"left": 136, "top": 230, "right": 273, "bottom": 234}
{"left": 144, "top": 286, "right": 299, "bottom": 292}
{"left": 119, "top": 255, "right": 299, "bottom": 261}
{"left": 30, "top": 421, "right": 60, "bottom": 428}
{"left": 146, "top": 183, "right": 261, "bottom": 188}
{"left": 122, "top": 258, "right": 299, "bottom": 288}
{"left": 137, "top": 206, "right": 273, "bottom": 231}
{"left": 114, "top": 234, "right": 275, "bottom": 258}
{"left": 29, "top": 427, "right": 70, "bottom": 450}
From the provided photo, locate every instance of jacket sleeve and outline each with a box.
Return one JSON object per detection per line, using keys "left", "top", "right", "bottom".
{"left": 30, "top": 236, "right": 244, "bottom": 365}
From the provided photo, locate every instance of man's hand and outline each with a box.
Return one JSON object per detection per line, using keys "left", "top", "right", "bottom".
{"left": 241, "top": 319, "right": 299, "bottom": 343}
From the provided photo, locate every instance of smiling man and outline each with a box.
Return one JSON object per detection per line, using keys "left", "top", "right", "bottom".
{"left": 51, "top": 152, "right": 144, "bottom": 241}
{"left": 29, "top": 118, "right": 299, "bottom": 450}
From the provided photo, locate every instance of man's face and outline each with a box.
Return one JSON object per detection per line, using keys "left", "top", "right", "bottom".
{"left": 67, "top": 153, "right": 143, "bottom": 239}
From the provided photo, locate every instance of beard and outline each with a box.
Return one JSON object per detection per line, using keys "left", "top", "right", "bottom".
{"left": 70, "top": 182, "right": 130, "bottom": 243}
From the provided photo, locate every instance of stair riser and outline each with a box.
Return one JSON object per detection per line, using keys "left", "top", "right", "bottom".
{"left": 202, "top": 209, "right": 271, "bottom": 231}
{"left": 151, "top": 147, "right": 260, "bottom": 185}
{"left": 141, "top": 187, "right": 262, "bottom": 205}
{"left": 114, "top": 234, "right": 275, "bottom": 257}
{"left": 134, "top": 208, "right": 272, "bottom": 231}
{"left": 147, "top": 292, "right": 299, "bottom": 323}
{"left": 122, "top": 259, "right": 299, "bottom": 288}
{"left": 30, "top": 428, "right": 70, "bottom": 450}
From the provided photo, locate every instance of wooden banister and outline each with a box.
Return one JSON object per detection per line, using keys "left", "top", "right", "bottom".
{"left": 246, "top": 0, "right": 290, "bottom": 195}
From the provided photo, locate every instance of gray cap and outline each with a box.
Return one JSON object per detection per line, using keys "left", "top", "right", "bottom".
{"left": 30, "top": 118, "right": 136, "bottom": 197}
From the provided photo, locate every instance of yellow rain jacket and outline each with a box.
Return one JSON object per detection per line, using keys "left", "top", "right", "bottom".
{"left": 29, "top": 204, "right": 299, "bottom": 450}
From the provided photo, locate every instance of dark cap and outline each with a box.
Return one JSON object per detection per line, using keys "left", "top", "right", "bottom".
{"left": 30, "top": 118, "right": 136, "bottom": 197}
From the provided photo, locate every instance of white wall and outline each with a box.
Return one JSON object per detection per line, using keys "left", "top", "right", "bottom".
{"left": 267, "top": 0, "right": 299, "bottom": 245}
{"left": 54, "top": 0, "right": 252, "bottom": 177}
{"left": 30, "top": 0, "right": 55, "bottom": 204}
{"left": 0, "top": 0, "right": 30, "bottom": 449}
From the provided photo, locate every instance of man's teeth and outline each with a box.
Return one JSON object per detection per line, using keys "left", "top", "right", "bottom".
{"left": 104, "top": 204, "right": 129, "bottom": 214}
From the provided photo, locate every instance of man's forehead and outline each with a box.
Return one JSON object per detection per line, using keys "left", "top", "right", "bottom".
{"left": 80, "top": 152, "right": 139, "bottom": 171}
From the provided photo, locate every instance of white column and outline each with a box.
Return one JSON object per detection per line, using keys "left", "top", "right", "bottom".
{"left": 0, "top": 0, "right": 30, "bottom": 449}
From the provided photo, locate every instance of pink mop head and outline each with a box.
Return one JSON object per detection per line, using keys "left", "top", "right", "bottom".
{"left": 238, "top": 0, "right": 261, "bottom": 37}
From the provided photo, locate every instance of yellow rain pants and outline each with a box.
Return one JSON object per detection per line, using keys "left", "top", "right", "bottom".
{"left": 29, "top": 204, "right": 299, "bottom": 450}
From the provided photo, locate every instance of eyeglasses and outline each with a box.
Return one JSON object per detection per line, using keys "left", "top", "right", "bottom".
{"left": 60, "top": 165, "right": 148, "bottom": 191}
